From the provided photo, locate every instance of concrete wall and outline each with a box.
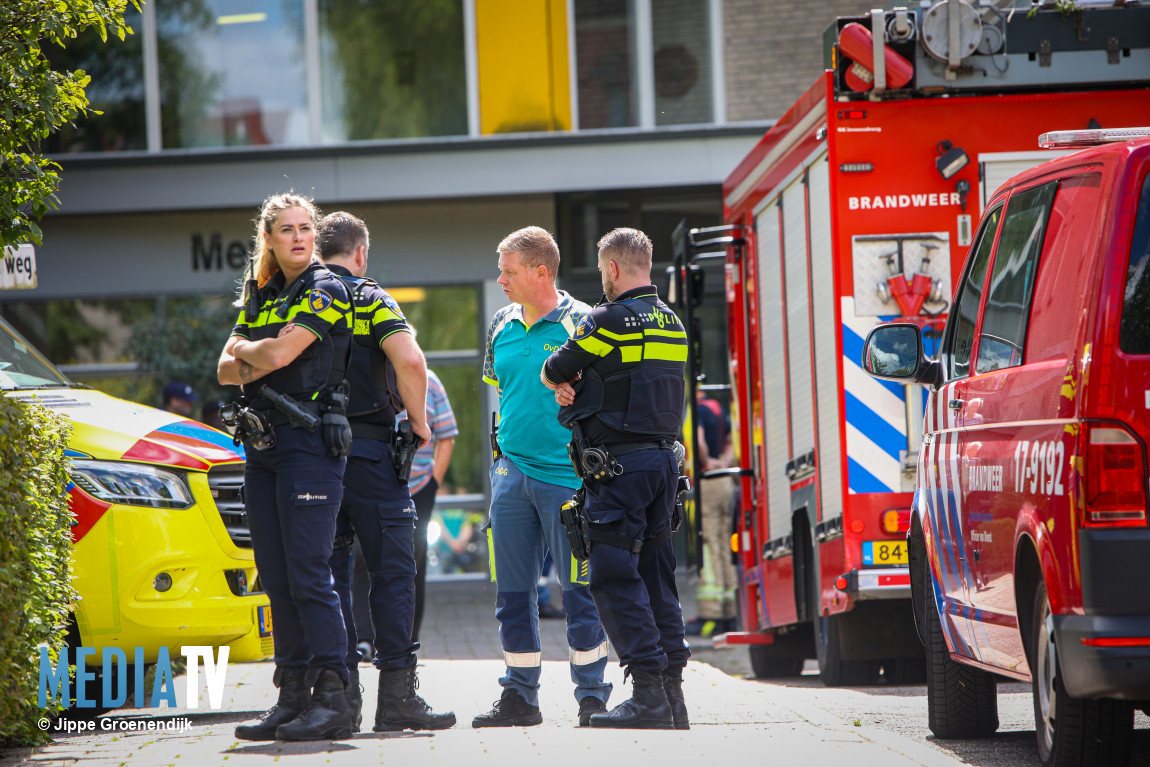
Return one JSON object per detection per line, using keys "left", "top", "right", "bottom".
{"left": 724, "top": 0, "right": 874, "bottom": 121}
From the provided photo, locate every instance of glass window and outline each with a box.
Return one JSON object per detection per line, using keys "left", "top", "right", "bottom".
{"left": 944, "top": 205, "right": 1000, "bottom": 380}
{"left": 43, "top": 7, "right": 146, "bottom": 153}
{"left": 652, "top": 0, "right": 712, "bottom": 126}
{"left": 319, "top": 0, "right": 467, "bottom": 142}
{"left": 975, "top": 182, "right": 1056, "bottom": 374}
{"left": 385, "top": 285, "right": 485, "bottom": 493}
{"left": 557, "top": 187, "right": 721, "bottom": 292}
{"left": 575, "top": 0, "right": 638, "bottom": 129}
{"left": 1120, "top": 174, "right": 1150, "bottom": 354}
{"left": 158, "top": 1, "right": 308, "bottom": 149}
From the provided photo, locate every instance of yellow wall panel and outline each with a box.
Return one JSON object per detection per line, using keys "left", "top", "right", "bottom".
{"left": 476, "top": 0, "right": 571, "bottom": 134}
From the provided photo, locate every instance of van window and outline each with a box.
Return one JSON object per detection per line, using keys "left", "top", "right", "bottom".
{"left": 975, "top": 182, "right": 1057, "bottom": 374}
{"left": 944, "top": 205, "right": 1000, "bottom": 380}
{"left": 1120, "top": 174, "right": 1150, "bottom": 354}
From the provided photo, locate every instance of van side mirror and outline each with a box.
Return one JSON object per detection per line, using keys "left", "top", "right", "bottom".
{"left": 862, "top": 323, "right": 937, "bottom": 384}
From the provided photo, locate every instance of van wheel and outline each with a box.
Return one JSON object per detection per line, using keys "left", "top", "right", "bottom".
{"left": 814, "top": 613, "right": 880, "bottom": 686}
{"left": 749, "top": 645, "right": 804, "bottom": 678}
{"left": 925, "top": 570, "right": 998, "bottom": 738}
{"left": 1031, "top": 582, "right": 1132, "bottom": 766}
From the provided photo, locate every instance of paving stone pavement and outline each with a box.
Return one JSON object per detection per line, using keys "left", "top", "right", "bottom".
{"left": 1, "top": 576, "right": 964, "bottom": 767}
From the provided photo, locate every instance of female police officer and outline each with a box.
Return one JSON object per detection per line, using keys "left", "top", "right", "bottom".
{"left": 218, "top": 192, "right": 356, "bottom": 742}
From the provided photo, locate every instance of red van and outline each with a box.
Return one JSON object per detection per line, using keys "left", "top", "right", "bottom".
{"left": 863, "top": 127, "right": 1150, "bottom": 766}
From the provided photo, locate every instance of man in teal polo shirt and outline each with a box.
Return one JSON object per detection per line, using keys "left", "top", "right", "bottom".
{"left": 472, "top": 226, "right": 613, "bottom": 729}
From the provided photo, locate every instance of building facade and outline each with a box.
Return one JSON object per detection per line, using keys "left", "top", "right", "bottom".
{"left": 3, "top": 0, "right": 873, "bottom": 492}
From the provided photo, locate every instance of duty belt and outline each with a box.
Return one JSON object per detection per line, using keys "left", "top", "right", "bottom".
{"left": 605, "top": 440, "right": 675, "bottom": 456}
{"left": 349, "top": 421, "right": 394, "bottom": 442}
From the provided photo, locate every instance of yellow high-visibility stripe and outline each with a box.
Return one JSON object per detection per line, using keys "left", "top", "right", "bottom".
{"left": 598, "top": 328, "right": 642, "bottom": 341}
{"left": 644, "top": 328, "right": 687, "bottom": 339}
{"left": 644, "top": 342, "right": 688, "bottom": 361}
{"left": 576, "top": 335, "right": 614, "bottom": 357}
{"left": 371, "top": 305, "right": 403, "bottom": 324}
{"left": 619, "top": 346, "right": 642, "bottom": 363}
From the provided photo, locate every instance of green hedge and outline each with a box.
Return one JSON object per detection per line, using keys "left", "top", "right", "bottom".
{"left": 0, "top": 396, "right": 74, "bottom": 747}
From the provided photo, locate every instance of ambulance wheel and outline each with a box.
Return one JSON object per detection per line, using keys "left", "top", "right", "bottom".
{"left": 814, "top": 614, "right": 880, "bottom": 686}
{"left": 1030, "top": 582, "right": 1132, "bottom": 766}
{"left": 749, "top": 645, "right": 803, "bottom": 678}
{"left": 924, "top": 572, "right": 998, "bottom": 738}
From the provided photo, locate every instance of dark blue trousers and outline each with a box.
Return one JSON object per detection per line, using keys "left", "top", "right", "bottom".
{"left": 329, "top": 437, "right": 420, "bottom": 671}
{"left": 584, "top": 448, "right": 691, "bottom": 673}
{"left": 244, "top": 424, "right": 348, "bottom": 680}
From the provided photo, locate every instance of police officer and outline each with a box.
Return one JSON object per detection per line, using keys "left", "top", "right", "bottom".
{"left": 542, "top": 227, "right": 691, "bottom": 730}
{"left": 316, "top": 211, "right": 455, "bottom": 733}
{"left": 218, "top": 193, "right": 356, "bottom": 741}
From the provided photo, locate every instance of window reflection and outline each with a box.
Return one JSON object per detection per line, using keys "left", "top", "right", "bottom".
{"left": 44, "top": 8, "right": 146, "bottom": 153}
{"left": 158, "top": 0, "right": 308, "bottom": 148}
{"left": 653, "top": 0, "right": 712, "bottom": 125}
{"left": 319, "top": 0, "right": 467, "bottom": 141}
{"left": 575, "top": 0, "right": 638, "bottom": 129}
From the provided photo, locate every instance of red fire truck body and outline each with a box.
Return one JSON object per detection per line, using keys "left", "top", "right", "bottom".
{"left": 713, "top": 10, "right": 1150, "bottom": 684}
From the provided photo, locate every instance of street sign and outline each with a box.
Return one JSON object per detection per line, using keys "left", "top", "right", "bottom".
{"left": 1, "top": 243, "right": 37, "bottom": 290}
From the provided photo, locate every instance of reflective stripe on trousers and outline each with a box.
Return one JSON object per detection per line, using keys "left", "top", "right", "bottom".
{"left": 570, "top": 640, "right": 610, "bottom": 666}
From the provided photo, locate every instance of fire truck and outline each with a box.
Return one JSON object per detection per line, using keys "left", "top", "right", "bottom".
{"left": 672, "top": 1, "right": 1150, "bottom": 684}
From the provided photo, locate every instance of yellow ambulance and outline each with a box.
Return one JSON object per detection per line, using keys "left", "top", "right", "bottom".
{"left": 2, "top": 316, "right": 271, "bottom": 665}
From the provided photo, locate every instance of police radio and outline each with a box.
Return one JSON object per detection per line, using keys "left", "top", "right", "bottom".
{"left": 243, "top": 259, "right": 260, "bottom": 322}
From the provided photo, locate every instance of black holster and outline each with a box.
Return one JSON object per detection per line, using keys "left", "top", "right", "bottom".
{"left": 560, "top": 488, "right": 592, "bottom": 562}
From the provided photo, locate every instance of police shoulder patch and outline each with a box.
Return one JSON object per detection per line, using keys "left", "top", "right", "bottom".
{"left": 573, "top": 316, "right": 596, "bottom": 340}
{"left": 307, "top": 288, "right": 333, "bottom": 313}
{"left": 380, "top": 291, "right": 405, "bottom": 317}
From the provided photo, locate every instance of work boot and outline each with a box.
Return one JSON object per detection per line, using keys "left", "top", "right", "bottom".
{"left": 471, "top": 687, "right": 543, "bottom": 728}
{"left": 373, "top": 665, "right": 456, "bottom": 731}
{"left": 577, "top": 696, "right": 607, "bottom": 727}
{"left": 275, "top": 669, "right": 354, "bottom": 741}
{"left": 589, "top": 669, "right": 674, "bottom": 730}
{"left": 234, "top": 667, "right": 310, "bottom": 741}
{"left": 345, "top": 665, "right": 363, "bottom": 732}
{"left": 661, "top": 666, "right": 690, "bottom": 730}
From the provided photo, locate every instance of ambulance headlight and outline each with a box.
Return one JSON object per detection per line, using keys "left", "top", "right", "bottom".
{"left": 70, "top": 460, "right": 194, "bottom": 509}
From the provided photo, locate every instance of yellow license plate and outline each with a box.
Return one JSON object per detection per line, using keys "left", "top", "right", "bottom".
{"left": 862, "top": 540, "right": 908, "bottom": 566}
{"left": 258, "top": 605, "right": 274, "bottom": 637}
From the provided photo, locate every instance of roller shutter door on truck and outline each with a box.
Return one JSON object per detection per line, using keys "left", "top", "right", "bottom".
{"left": 978, "top": 151, "right": 1074, "bottom": 211}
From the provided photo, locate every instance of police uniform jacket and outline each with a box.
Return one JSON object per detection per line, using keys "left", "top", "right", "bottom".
{"left": 231, "top": 260, "right": 353, "bottom": 409}
{"left": 326, "top": 264, "right": 410, "bottom": 438}
{"left": 543, "top": 285, "right": 688, "bottom": 448}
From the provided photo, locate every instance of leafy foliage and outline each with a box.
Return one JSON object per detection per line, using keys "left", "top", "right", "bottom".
{"left": 0, "top": 0, "right": 137, "bottom": 248}
{"left": 0, "top": 397, "right": 74, "bottom": 747}
{"left": 126, "top": 296, "right": 237, "bottom": 406}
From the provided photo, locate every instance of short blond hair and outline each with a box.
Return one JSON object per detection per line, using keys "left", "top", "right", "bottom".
{"left": 497, "top": 226, "right": 560, "bottom": 280}
{"left": 597, "top": 227, "right": 652, "bottom": 275}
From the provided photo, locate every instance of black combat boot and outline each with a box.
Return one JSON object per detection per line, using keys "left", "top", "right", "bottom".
{"left": 472, "top": 687, "right": 543, "bottom": 728}
{"left": 235, "top": 667, "right": 310, "bottom": 741}
{"left": 275, "top": 668, "right": 355, "bottom": 741}
{"left": 373, "top": 665, "right": 456, "bottom": 731}
{"left": 589, "top": 668, "right": 674, "bottom": 730}
{"left": 661, "top": 666, "right": 689, "bottom": 730}
{"left": 345, "top": 665, "right": 363, "bottom": 732}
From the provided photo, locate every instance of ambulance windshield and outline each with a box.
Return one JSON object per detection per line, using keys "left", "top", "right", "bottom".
{"left": 0, "top": 318, "right": 71, "bottom": 389}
